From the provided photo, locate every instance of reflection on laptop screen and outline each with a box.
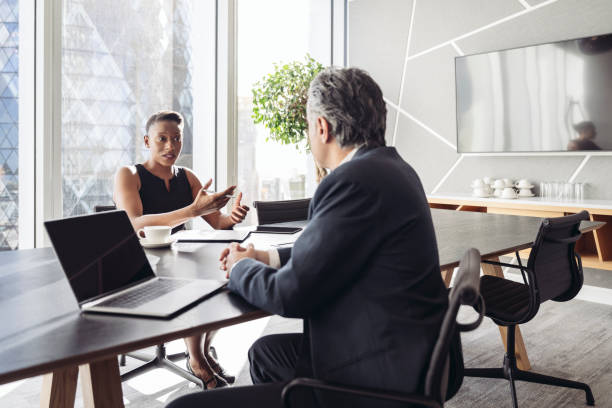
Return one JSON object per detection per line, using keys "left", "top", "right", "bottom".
{"left": 44, "top": 210, "right": 154, "bottom": 303}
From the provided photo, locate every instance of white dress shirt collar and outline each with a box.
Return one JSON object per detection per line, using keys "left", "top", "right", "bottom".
{"left": 334, "top": 145, "right": 362, "bottom": 171}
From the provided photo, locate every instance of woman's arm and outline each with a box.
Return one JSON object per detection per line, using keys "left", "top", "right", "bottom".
{"left": 113, "top": 166, "right": 231, "bottom": 231}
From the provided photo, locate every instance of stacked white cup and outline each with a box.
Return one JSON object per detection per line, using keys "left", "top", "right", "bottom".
{"left": 515, "top": 179, "right": 535, "bottom": 197}
{"left": 471, "top": 178, "right": 492, "bottom": 197}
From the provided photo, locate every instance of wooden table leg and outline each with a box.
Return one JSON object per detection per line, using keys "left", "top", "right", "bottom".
{"left": 481, "top": 259, "right": 532, "bottom": 371}
{"left": 80, "top": 357, "right": 124, "bottom": 408}
{"left": 441, "top": 267, "right": 454, "bottom": 288}
{"left": 40, "top": 366, "right": 78, "bottom": 408}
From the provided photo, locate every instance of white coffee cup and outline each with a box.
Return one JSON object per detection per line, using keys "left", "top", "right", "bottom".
{"left": 138, "top": 226, "right": 171, "bottom": 243}
{"left": 502, "top": 187, "right": 517, "bottom": 198}
{"left": 519, "top": 188, "right": 533, "bottom": 196}
{"left": 472, "top": 178, "right": 484, "bottom": 188}
{"left": 473, "top": 187, "right": 488, "bottom": 197}
{"left": 503, "top": 178, "right": 514, "bottom": 188}
{"left": 493, "top": 179, "right": 505, "bottom": 189}
{"left": 483, "top": 176, "right": 493, "bottom": 185}
{"left": 516, "top": 179, "right": 532, "bottom": 188}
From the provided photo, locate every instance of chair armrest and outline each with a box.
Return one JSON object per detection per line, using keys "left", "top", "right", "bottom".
{"left": 481, "top": 259, "right": 525, "bottom": 271}
{"left": 281, "top": 377, "right": 442, "bottom": 408}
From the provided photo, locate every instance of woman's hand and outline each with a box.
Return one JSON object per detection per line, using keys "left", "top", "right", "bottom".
{"left": 190, "top": 180, "right": 236, "bottom": 217}
{"left": 229, "top": 192, "right": 250, "bottom": 225}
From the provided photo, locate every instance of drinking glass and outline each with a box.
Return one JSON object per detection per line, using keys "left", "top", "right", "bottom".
{"left": 574, "top": 182, "right": 584, "bottom": 201}
{"left": 540, "top": 182, "right": 548, "bottom": 200}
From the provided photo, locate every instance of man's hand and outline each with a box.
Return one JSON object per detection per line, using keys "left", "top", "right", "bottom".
{"left": 229, "top": 192, "right": 250, "bottom": 224}
{"left": 219, "top": 243, "right": 256, "bottom": 278}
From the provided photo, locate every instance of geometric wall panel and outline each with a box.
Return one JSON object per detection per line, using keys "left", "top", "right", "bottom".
{"left": 409, "top": 0, "right": 521, "bottom": 56}
{"left": 573, "top": 156, "right": 612, "bottom": 200}
{"left": 349, "top": 0, "right": 414, "bottom": 104}
{"left": 350, "top": 0, "right": 612, "bottom": 201}
{"left": 400, "top": 44, "right": 458, "bottom": 146}
{"left": 395, "top": 114, "right": 459, "bottom": 193}
{"left": 458, "top": 0, "right": 612, "bottom": 55}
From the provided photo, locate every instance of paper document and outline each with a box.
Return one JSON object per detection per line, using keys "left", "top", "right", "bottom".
{"left": 172, "top": 229, "right": 250, "bottom": 243}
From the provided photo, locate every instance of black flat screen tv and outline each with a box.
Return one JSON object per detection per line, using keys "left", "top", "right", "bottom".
{"left": 456, "top": 33, "right": 612, "bottom": 153}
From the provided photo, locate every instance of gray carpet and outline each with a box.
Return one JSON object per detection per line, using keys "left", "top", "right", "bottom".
{"left": 1, "top": 294, "right": 610, "bottom": 407}
{"left": 235, "top": 300, "right": 612, "bottom": 408}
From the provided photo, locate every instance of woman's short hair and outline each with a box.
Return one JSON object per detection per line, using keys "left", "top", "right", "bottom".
{"left": 307, "top": 67, "right": 387, "bottom": 148}
{"left": 145, "top": 110, "right": 184, "bottom": 135}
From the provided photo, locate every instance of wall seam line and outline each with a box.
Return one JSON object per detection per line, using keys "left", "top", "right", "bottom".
{"left": 568, "top": 155, "right": 591, "bottom": 183}
{"left": 406, "top": 0, "right": 559, "bottom": 61}
{"left": 392, "top": 0, "right": 417, "bottom": 147}
{"left": 431, "top": 155, "right": 464, "bottom": 194}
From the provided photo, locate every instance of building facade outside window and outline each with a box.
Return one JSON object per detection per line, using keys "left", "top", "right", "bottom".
{"left": 61, "top": 0, "right": 199, "bottom": 217}
{"left": 0, "top": 0, "right": 18, "bottom": 250}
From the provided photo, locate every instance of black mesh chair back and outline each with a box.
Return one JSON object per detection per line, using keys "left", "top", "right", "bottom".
{"left": 425, "top": 248, "right": 484, "bottom": 404}
{"left": 253, "top": 199, "right": 311, "bottom": 225}
{"left": 527, "top": 210, "right": 589, "bottom": 304}
{"left": 94, "top": 205, "right": 117, "bottom": 213}
{"left": 281, "top": 248, "right": 484, "bottom": 408}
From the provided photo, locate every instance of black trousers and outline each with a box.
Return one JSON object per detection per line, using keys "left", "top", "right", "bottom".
{"left": 167, "top": 334, "right": 307, "bottom": 408}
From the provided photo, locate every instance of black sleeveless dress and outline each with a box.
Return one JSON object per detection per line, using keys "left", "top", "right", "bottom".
{"left": 136, "top": 164, "right": 193, "bottom": 233}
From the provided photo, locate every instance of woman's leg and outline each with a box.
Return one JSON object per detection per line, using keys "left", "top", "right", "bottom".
{"left": 184, "top": 334, "right": 217, "bottom": 388}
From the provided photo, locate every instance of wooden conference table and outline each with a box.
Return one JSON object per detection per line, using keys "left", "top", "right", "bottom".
{"left": 0, "top": 209, "right": 601, "bottom": 407}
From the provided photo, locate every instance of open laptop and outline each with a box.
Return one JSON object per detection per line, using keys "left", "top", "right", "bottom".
{"left": 44, "top": 210, "right": 226, "bottom": 318}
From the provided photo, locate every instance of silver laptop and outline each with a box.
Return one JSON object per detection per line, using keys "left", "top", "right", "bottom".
{"left": 44, "top": 210, "right": 225, "bottom": 318}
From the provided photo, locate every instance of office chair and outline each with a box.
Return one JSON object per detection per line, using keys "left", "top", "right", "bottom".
{"left": 282, "top": 248, "right": 485, "bottom": 408}
{"left": 464, "top": 210, "right": 595, "bottom": 408}
{"left": 253, "top": 198, "right": 311, "bottom": 225}
{"left": 94, "top": 205, "right": 202, "bottom": 386}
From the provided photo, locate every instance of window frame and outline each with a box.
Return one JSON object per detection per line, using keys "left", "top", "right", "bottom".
{"left": 20, "top": 0, "right": 346, "bottom": 248}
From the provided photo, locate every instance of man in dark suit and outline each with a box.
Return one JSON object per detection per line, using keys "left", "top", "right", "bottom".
{"left": 167, "top": 67, "right": 448, "bottom": 407}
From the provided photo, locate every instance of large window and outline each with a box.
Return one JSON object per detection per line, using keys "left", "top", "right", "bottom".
{"left": 236, "top": 0, "right": 332, "bottom": 224}
{"left": 61, "top": 0, "right": 203, "bottom": 217}
{"left": 0, "top": 0, "right": 18, "bottom": 250}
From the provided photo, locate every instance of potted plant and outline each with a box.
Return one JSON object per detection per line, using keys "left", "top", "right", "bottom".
{"left": 251, "top": 54, "right": 328, "bottom": 182}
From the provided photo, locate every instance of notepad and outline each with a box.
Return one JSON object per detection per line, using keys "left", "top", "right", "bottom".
{"left": 172, "top": 229, "right": 251, "bottom": 243}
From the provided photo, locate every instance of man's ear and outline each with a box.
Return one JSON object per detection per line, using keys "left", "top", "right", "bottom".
{"left": 144, "top": 135, "right": 150, "bottom": 148}
{"left": 318, "top": 117, "right": 332, "bottom": 144}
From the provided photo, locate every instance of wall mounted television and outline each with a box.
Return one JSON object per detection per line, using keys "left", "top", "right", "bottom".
{"left": 456, "top": 33, "right": 612, "bottom": 153}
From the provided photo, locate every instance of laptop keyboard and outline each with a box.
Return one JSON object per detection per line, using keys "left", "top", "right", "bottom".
{"left": 95, "top": 279, "right": 190, "bottom": 309}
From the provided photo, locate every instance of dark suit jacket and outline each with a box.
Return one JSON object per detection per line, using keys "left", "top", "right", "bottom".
{"left": 228, "top": 146, "right": 448, "bottom": 404}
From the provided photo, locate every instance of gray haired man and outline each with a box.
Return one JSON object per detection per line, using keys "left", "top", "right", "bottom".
{"left": 169, "top": 67, "right": 449, "bottom": 408}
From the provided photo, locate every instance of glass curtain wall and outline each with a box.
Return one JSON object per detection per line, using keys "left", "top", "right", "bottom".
{"left": 236, "top": 0, "right": 331, "bottom": 225}
{"left": 0, "top": 0, "right": 18, "bottom": 250}
{"left": 61, "top": 0, "right": 199, "bottom": 217}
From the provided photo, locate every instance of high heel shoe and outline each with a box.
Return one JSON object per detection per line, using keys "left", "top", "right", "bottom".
{"left": 186, "top": 355, "right": 227, "bottom": 389}
{"left": 206, "top": 352, "right": 235, "bottom": 384}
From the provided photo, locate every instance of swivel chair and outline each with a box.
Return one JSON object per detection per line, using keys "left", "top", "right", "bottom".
{"left": 464, "top": 211, "right": 594, "bottom": 407}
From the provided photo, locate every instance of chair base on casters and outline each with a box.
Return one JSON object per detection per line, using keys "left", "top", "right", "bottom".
{"left": 119, "top": 344, "right": 202, "bottom": 387}
{"left": 464, "top": 326, "right": 594, "bottom": 408}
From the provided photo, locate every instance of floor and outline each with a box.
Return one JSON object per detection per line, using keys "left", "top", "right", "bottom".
{"left": 1, "top": 267, "right": 611, "bottom": 407}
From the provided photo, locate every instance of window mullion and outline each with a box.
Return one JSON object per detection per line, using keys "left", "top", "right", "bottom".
{"left": 35, "top": 0, "right": 62, "bottom": 248}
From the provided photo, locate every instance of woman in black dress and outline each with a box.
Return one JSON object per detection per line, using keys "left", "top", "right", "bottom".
{"left": 114, "top": 111, "right": 249, "bottom": 389}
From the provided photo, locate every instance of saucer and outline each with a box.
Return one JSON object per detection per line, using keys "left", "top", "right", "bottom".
{"left": 139, "top": 236, "right": 176, "bottom": 249}
{"left": 472, "top": 192, "right": 491, "bottom": 198}
{"left": 518, "top": 192, "right": 535, "bottom": 197}
{"left": 515, "top": 184, "right": 534, "bottom": 189}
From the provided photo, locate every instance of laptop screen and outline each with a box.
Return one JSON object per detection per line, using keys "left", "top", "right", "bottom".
{"left": 44, "top": 210, "right": 155, "bottom": 304}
